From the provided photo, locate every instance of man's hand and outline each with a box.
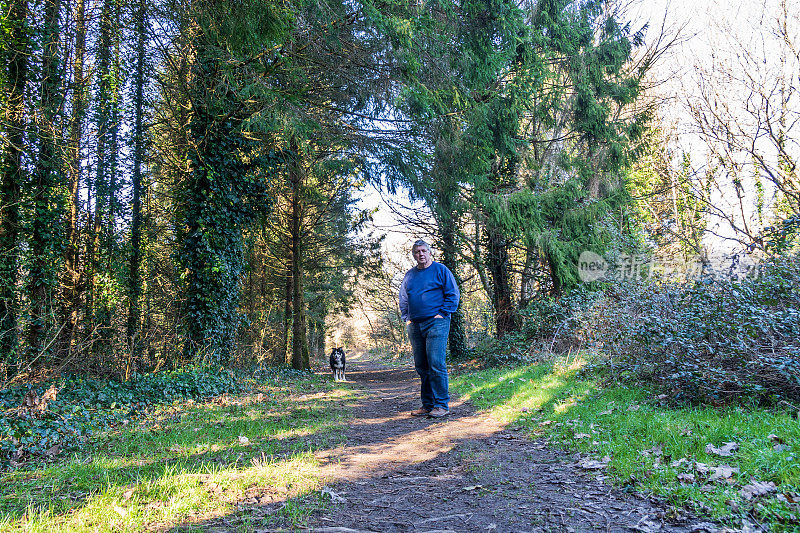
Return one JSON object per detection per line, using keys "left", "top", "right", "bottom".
{"left": 407, "top": 320, "right": 412, "bottom": 325}
{"left": 434, "top": 314, "right": 443, "bottom": 318}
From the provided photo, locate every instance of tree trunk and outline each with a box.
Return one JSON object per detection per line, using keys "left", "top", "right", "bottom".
{"left": 91, "top": 0, "right": 121, "bottom": 364}
{"left": 282, "top": 266, "right": 292, "bottom": 365}
{"left": 518, "top": 245, "right": 536, "bottom": 310}
{"left": 289, "top": 141, "right": 309, "bottom": 370}
{"left": 470, "top": 212, "right": 492, "bottom": 301}
{"left": 0, "top": 0, "right": 28, "bottom": 369}
{"left": 439, "top": 222, "right": 468, "bottom": 359}
{"left": 486, "top": 223, "right": 518, "bottom": 337}
{"left": 59, "top": 0, "right": 87, "bottom": 360}
{"left": 28, "top": 0, "right": 64, "bottom": 359}
{"left": 128, "top": 0, "right": 147, "bottom": 365}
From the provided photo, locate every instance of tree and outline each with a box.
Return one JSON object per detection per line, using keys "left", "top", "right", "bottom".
{"left": 0, "top": 0, "right": 29, "bottom": 369}
{"left": 177, "top": 0, "right": 286, "bottom": 362}
{"left": 127, "top": 0, "right": 148, "bottom": 365}
{"left": 59, "top": 0, "right": 89, "bottom": 360}
{"left": 28, "top": 0, "right": 65, "bottom": 359}
{"left": 685, "top": 0, "right": 800, "bottom": 251}
{"left": 628, "top": 123, "right": 708, "bottom": 260}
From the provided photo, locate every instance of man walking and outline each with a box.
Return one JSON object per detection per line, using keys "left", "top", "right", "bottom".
{"left": 399, "top": 240, "right": 460, "bottom": 418}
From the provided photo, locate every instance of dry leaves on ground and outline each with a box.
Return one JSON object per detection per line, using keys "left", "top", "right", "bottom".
{"left": 705, "top": 442, "right": 739, "bottom": 457}
{"left": 578, "top": 456, "right": 611, "bottom": 470}
{"left": 740, "top": 481, "right": 777, "bottom": 500}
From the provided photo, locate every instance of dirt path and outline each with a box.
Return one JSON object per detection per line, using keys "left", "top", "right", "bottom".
{"left": 305, "top": 352, "right": 712, "bottom": 533}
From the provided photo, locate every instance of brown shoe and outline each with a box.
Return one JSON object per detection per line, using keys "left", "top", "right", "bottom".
{"left": 410, "top": 407, "right": 432, "bottom": 416}
{"left": 428, "top": 407, "right": 449, "bottom": 418}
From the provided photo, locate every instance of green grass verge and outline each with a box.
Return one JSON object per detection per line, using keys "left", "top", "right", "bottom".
{"left": 0, "top": 370, "right": 358, "bottom": 532}
{"left": 451, "top": 355, "right": 800, "bottom": 532}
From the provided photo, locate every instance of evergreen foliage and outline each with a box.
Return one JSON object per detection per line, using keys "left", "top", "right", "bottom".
{"left": 178, "top": 22, "right": 278, "bottom": 362}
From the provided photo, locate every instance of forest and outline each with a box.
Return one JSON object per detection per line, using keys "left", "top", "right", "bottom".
{"left": 0, "top": 0, "right": 799, "bottom": 530}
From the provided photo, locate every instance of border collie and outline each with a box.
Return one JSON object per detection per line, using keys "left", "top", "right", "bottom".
{"left": 329, "top": 347, "right": 346, "bottom": 382}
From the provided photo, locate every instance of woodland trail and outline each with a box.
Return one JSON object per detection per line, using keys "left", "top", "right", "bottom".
{"left": 303, "top": 351, "right": 713, "bottom": 533}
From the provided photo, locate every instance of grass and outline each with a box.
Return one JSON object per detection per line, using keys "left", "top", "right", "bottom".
{"left": 451, "top": 354, "right": 800, "bottom": 532}
{"left": 0, "top": 370, "right": 359, "bottom": 532}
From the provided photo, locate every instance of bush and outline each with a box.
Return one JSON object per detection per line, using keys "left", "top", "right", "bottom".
{"left": 571, "top": 254, "right": 800, "bottom": 405}
{"left": 519, "top": 288, "right": 599, "bottom": 351}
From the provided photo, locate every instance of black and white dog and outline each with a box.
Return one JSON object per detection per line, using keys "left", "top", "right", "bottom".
{"left": 329, "top": 347, "right": 346, "bottom": 382}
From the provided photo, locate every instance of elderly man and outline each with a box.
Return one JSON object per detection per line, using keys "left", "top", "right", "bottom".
{"left": 399, "top": 240, "right": 460, "bottom": 418}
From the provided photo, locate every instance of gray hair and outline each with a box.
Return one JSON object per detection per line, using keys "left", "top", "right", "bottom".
{"left": 411, "top": 239, "right": 431, "bottom": 253}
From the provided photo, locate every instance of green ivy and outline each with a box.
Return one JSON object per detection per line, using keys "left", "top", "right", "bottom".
{"left": 0, "top": 366, "right": 243, "bottom": 466}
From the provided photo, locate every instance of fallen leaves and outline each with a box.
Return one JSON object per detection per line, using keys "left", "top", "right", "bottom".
{"left": 740, "top": 481, "right": 777, "bottom": 500}
{"left": 707, "top": 465, "right": 739, "bottom": 483}
{"left": 44, "top": 444, "right": 61, "bottom": 457}
{"left": 705, "top": 441, "right": 739, "bottom": 457}
{"left": 640, "top": 444, "right": 663, "bottom": 458}
{"left": 768, "top": 434, "right": 791, "bottom": 452}
{"left": 18, "top": 385, "right": 59, "bottom": 419}
{"left": 777, "top": 492, "right": 800, "bottom": 504}
{"left": 320, "top": 486, "right": 346, "bottom": 503}
{"left": 578, "top": 456, "right": 611, "bottom": 470}
{"left": 667, "top": 453, "right": 785, "bottom": 506}
{"left": 682, "top": 462, "right": 739, "bottom": 484}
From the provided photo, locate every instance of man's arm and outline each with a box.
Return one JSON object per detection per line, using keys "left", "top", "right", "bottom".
{"left": 398, "top": 273, "right": 410, "bottom": 323}
{"left": 439, "top": 266, "right": 460, "bottom": 317}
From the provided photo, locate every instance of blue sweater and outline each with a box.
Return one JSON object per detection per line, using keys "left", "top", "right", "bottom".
{"left": 399, "top": 262, "right": 460, "bottom": 322}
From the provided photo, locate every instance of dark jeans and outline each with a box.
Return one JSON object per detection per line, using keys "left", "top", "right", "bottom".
{"left": 408, "top": 316, "right": 450, "bottom": 410}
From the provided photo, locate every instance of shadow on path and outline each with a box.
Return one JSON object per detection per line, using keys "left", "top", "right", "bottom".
{"left": 173, "top": 351, "right": 712, "bottom": 533}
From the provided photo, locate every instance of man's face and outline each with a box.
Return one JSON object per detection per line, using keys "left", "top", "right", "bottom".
{"left": 412, "top": 246, "right": 432, "bottom": 268}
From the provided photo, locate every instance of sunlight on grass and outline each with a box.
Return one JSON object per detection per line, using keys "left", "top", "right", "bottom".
{"left": 452, "top": 356, "right": 800, "bottom": 531}
{"left": 0, "top": 376, "right": 357, "bottom": 532}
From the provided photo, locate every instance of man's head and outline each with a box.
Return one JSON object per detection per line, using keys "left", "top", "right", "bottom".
{"left": 412, "top": 239, "right": 433, "bottom": 268}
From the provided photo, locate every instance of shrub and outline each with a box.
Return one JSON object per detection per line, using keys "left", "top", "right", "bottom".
{"left": 572, "top": 254, "right": 800, "bottom": 405}
{"left": 520, "top": 288, "right": 600, "bottom": 352}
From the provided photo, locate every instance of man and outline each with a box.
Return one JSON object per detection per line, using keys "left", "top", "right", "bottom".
{"left": 399, "top": 239, "right": 460, "bottom": 418}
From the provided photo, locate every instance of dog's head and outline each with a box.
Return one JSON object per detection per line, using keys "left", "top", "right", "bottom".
{"left": 330, "top": 347, "right": 345, "bottom": 364}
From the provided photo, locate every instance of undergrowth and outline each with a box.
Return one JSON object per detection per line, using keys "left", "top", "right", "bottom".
{"left": 518, "top": 253, "right": 800, "bottom": 406}
{"left": 0, "top": 366, "right": 354, "bottom": 531}
{"left": 0, "top": 366, "right": 314, "bottom": 466}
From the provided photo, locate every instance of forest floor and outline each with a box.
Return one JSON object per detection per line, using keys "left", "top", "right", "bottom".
{"left": 236, "top": 351, "right": 720, "bottom": 532}
{"left": 5, "top": 350, "right": 793, "bottom": 532}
